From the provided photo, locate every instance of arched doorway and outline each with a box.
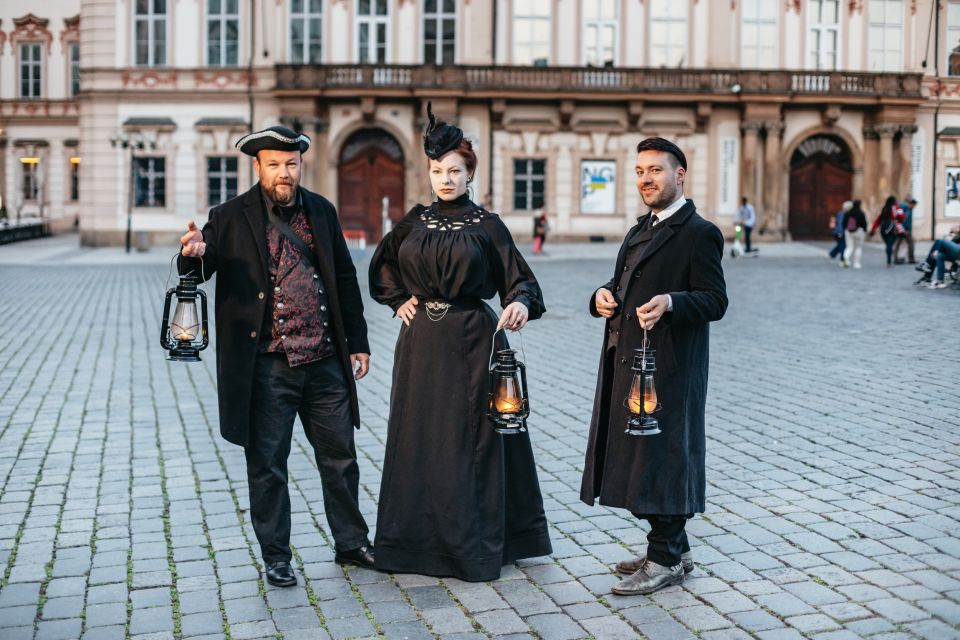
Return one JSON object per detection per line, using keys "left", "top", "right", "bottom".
{"left": 788, "top": 135, "right": 853, "bottom": 239}
{"left": 337, "top": 128, "right": 405, "bottom": 243}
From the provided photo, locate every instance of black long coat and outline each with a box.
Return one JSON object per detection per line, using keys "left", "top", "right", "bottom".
{"left": 179, "top": 185, "right": 370, "bottom": 447}
{"left": 580, "top": 200, "right": 727, "bottom": 515}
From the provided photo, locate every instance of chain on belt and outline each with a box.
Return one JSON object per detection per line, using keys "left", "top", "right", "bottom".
{"left": 424, "top": 300, "right": 452, "bottom": 322}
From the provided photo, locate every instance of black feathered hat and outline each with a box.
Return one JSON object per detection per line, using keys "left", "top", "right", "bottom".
{"left": 235, "top": 125, "right": 311, "bottom": 157}
{"left": 422, "top": 102, "right": 463, "bottom": 160}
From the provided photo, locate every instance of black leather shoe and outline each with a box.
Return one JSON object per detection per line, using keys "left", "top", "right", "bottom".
{"left": 335, "top": 544, "right": 375, "bottom": 569}
{"left": 265, "top": 561, "right": 297, "bottom": 587}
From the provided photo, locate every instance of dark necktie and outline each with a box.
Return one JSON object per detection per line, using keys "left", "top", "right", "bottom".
{"left": 650, "top": 213, "right": 660, "bottom": 227}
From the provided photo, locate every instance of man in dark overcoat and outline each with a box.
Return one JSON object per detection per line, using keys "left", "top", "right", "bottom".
{"left": 179, "top": 126, "right": 374, "bottom": 587}
{"left": 580, "top": 137, "right": 727, "bottom": 596}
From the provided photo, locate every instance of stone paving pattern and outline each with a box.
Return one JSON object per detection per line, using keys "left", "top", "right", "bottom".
{"left": 0, "top": 241, "right": 958, "bottom": 639}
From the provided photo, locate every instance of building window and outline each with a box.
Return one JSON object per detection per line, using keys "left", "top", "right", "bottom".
{"left": 868, "top": 0, "right": 902, "bottom": 71}
{"left": 21, "top": 159, "right": 40, "bottom": 201}
{"left": 583, "top": 0, "right": 617, "bottom": 66}
{"left": 947, "top": 0, "right": 960, "bottom": 74}
{"left": 19, "top": 43, "right": 42, "bottom": 99}
{"left": 134, "top": 157, "right": 166, "bottom": 207}
{"left": 135, "top": 0, "right": 167, "bottom": 66}
{"left": 69, "top": 157, "right": 80, "bottom": 201}
{"left": 649, "top": 0, "right": 686, "bottom": 67}
{"left": 207, "top": 0, "right": 240, "bottom": 67}
{"left": 357, "top": 0, "right": 388, "bottom": 64}
{"left": 513, "top": 159, "right": 545, "bottom": 210}
{"left": 513, "top": 0, "right": 550, "bottom": 66}
{"left": 290, "top": 0, "right": 322, "bottom": 64}
{"left": 424, "top": 0, "right": 455, "bottom": 65}
{"left": 68, "top": 43, "right": 81, "bottom": 97}
{"left": 807, "top": 0, "right": 839, "bottom": 70}
{"left": 207, "top": 157, "right": 238, "bottom": 206}
{"left": 742, "top": 0, "right": 778, "bottom": 68}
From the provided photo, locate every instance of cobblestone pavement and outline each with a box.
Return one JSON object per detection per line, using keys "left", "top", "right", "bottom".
{"left": 0, "top": 238, "right": 958, "bottom": 640}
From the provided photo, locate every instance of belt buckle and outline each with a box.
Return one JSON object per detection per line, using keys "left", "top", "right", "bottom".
{"left": 424, "top": 300, "right": 452, "bottom": 321}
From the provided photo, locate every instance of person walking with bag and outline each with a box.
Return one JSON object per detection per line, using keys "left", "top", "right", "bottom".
{"left": 843, "top": 199, "right": 867, "bottom": 269}
{"left": 869, "top": 196, "right": 902, "bottom": 268}
{"left": 368, "top": 105, "right": 552, "bottom": 581}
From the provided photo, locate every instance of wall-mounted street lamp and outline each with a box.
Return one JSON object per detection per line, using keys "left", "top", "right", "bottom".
{"left": 109, "top": 132, "right": 156, "bottom": 253}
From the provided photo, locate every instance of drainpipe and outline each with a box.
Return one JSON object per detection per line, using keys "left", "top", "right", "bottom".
{"left": 931, "top": 1, "right": 941, "bottom": 240}
{"left": 488, "top": 0, "right": 497, "bottom": 207}
{"left": 248, "top": 0, "right": 256, "bottom": 134}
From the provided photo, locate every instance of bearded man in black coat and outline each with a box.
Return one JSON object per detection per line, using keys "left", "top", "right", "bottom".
{"left": 580, "top": 137, "right": 728, "bottom": 596}
{"left": 179, "top": 126, "right": 374, "bottom": 587}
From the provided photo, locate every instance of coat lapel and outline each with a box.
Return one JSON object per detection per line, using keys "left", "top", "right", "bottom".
{"left": 634, "top": 200, "right": 697, "bottom": 267}
{"left": 627, "top": 213, "right": 654, "bottom": 247}
{"left": 241, "top": 185, "right": 270, "bottom": 284}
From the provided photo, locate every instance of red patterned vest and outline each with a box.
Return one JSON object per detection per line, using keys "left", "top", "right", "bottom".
{"left": 262, "top": 202, "right": 335, "bottom": 366}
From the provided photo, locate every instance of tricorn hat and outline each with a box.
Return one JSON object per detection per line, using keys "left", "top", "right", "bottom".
{"left": 422, "top": 102, "right": 463, "bottom": 160}
{"left": 235, "top": 125, "right": 310, "bottom": 157}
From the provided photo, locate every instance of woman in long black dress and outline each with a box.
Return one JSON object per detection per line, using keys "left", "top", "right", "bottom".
{"left": 368, "top": 106, "right": 552, "bottom": 582}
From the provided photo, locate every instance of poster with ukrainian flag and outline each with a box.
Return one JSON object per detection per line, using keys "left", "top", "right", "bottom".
{"left": 581, "top": 160, "right": 616, "bottom": 214}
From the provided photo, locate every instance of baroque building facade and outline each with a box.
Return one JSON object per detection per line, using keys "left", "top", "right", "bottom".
{"left": 2, "top": 0, "right": 960, "bottom": 244}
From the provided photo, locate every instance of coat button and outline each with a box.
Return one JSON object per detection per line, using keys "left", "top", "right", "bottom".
{"left": 274, "top": 286, "right": 281, "bottom": 293}
{"left": 318, "top": 289, "right": 324, "bottom": 295}
{"left": 250, "top": 331, "right": 257, "bottom": 338}
{"left": 620, "top": 357, "right": 627, "bottom": 365}
{"left": 625, "top": 313, "right": 632, "bottom": 321}
{"left": 323, "top": 321, "right": 329, "bottom": 327}
{"left": 313, "top": 274, "right": 319, "bottom": 280}
{"left": 325, "top": 337, "right": 332, "bottom": 343}
{"left": 623, "top": 266, "right": 628, "bottom": 272}
{"left": 277, "top": 303, "right": 284, "bottom": 309}
{"left": 278, "top": 319, "right": 284, "bottom": 325}
{"left": 281, "top": 334, "right": 286, "bottom": 340}
{"left": 615, "top": 285, "right": 621, "bottom": 291}
{"left": 258, "top": 292, "right": 264, "bottom": 300}
{"left": 320, "top": 305, "right": 327, "bottom": 311}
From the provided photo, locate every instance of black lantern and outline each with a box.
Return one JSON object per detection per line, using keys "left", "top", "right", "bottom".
{"left": 487, "top": 348, "right": 530, "bottom": 435}
{"left": 160, "top": 272, "right": 209, "bottom": 362}
{"left": 624, "top": 339, "right": 660, "bottom": 436}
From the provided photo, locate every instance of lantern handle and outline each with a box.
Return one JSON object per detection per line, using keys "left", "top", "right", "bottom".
{"left": 165, "top": 251, "right": 207, "bottom": 292}
{"left": 488, "top": 327, "right": 526, "bottom": 369}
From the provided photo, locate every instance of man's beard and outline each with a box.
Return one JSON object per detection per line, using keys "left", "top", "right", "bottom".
{"left": 641, "top": 183, "right": 679, "bottom": 211}
{"left": 264, "top": 180, "right": 297, "bottom": 205}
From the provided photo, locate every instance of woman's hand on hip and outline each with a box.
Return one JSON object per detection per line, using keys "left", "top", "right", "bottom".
{"left": 497, "top": 301, "right": 529, "bottom": 332}
{"left": 397, "top": 296, "right": 419, "bottom": 326}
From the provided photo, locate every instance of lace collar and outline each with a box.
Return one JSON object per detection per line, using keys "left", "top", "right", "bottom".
{"left": 420, "top": 196, "right": 491, "bottom": 231}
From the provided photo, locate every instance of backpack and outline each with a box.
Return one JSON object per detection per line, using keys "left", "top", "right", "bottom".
{"left": 846, "top": 213, "right": 858, "bottom": 232}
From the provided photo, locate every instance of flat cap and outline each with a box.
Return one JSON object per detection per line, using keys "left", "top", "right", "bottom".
{"left": 235, "top": 125, "right": 310, "bottom": 157}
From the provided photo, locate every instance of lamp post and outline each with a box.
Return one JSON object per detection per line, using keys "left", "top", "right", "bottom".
{"left": 110, "top": 132, "right": 155, "bottom": 253}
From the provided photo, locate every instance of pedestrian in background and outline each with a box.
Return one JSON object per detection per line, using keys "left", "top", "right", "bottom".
{"left": 894, "top": 196, "right": 917, "bottom": 264}
{"left": 736, "top": 197, "right": 756, "bottom": 253}
{"left": 870, "top": 195, "right": 902, "bottom": 268}
{"left": 829, "top": 200, "right": 851, "bottom": 264}
{"left": 844, "top": 199, "right": 867, "bottom": 269}
{"left": 532, "top": 210, "right": 549, "bottom": 255}
{"left": 581, "top": 137, "right": 727, "bottom": 596}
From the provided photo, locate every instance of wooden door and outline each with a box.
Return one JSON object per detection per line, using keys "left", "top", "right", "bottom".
{"left": 338, "top": 146, "right": 405, "bottom": 243}
{"left": 788, "top": 154, "right": 852, "bottom": 240}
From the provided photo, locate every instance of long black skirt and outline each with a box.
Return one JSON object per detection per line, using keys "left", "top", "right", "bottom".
{"left": 373, "top": 301, "right": 552, "bottom": 582}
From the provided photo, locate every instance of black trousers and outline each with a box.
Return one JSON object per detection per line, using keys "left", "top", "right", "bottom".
{"left": 634, "top": 513, "right": 691, "bottom": 567}
{"left": 246, "top": 353, "right": 369, "bottom": 563}
{"left": 743, "top": 225, "right": 753, "bottom": 252}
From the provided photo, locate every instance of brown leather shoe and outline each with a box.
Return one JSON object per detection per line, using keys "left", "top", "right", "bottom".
{"left": 615, "top": 550, "right": 693, "bottom": 575}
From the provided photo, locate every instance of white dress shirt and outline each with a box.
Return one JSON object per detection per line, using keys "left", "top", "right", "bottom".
{"left": 649, "top": 194, "right": 686, "bottom": 312}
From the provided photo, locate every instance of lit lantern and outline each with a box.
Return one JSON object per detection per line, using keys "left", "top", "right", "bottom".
{"left": 624, "top": 343, "right": 661, "bottom": 436}
{"left": 160, "top": 273, "right": 209, "bottom": 362}
{"left": 487, "top": 348, "right": 530, "bottom": 435}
